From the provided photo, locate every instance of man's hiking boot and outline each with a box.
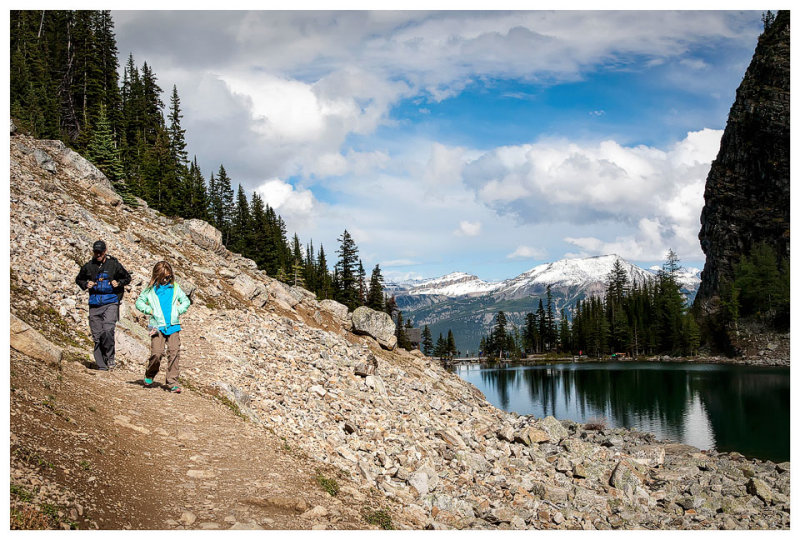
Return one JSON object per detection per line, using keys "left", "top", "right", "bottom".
{"left": 170, "top": 385, "right": 181, "bottom": 394}
{"left": 143, "top": 378, "right": 154, "bottom": 387}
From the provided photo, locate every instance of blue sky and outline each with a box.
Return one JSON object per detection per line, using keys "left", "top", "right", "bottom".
{"left": 113, "top": 9, "right": 765, "bottom": 282}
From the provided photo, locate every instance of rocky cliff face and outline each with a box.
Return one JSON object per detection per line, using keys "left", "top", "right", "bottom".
{"left": 9, "top": 131, "right": 790, "bottom": 530}
{"left": 696, "top": 11, "right": 790, "bottom": 305}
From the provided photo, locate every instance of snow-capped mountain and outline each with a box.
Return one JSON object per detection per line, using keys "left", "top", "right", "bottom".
{"left": 391, "top": 255, "right": 702, "bottom": 354}
{"left": 393, "top": 272, "right": 500, "bottom": 297}
{"left": 493, "top": 254, "right": 654, "bottom": 300}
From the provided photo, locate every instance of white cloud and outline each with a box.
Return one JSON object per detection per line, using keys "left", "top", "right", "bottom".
{"left": 382, "top": 259, "right": 418, "bottom": 267}
{"left": 460, "top": 129, "right": 721, "bottom": 260}
{"left": 454, "top": 220, "right": 482, "bottom": 237}
{"left": 507, "top": 246, "right": 546, "bottom": 259}
{"left": 424, "top": 142, "right": 465, "bottom": 186}
{"left": 255, "top": 178, "right": 316, "bottom": 229}
{"left": 564, "top": 217, "right": 688, "bottom": 262}
{"left": 114, "top": 11, "right": 757, "bottom": 189}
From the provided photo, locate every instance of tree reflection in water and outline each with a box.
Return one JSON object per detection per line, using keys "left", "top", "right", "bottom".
{"left": 458, "top": 362, "right": 788, "bottom": 462}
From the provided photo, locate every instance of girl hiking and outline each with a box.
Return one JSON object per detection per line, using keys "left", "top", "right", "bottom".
{"left": 135, "top": 261, "right": 191, "bottom": 393}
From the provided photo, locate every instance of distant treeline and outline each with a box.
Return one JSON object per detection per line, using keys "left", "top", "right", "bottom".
{"left": 10, "top": 10, "right": 387, "bottom": 310}
{"left": 481, "top": 252, "right": 702, "bottom": 359}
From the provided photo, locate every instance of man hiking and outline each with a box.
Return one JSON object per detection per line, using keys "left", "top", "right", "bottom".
{"left": 75, "top": 240, "right": 132, "bottom": 371}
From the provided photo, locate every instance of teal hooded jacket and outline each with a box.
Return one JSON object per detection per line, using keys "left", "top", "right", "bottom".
{"left": 135, "top": 282, "right": 191, "bottom": 328}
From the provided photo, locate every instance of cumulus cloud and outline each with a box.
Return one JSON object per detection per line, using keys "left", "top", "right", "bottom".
{"left": 507, "top": 246, "right": 546, "bottom": 259}
{"left": 454, "top": 220, "right": 482, "bottom": 237}
{"left": 424, "top": 142, "right": 466, "bottom": 187}
{"left": 459, "top": 128, "right": 722, "bottom": 260}
{"left": 255, "top": 178, "right": 316, "bottom": 229}
{"left": 114, "top": 11, "right": 757, "bottom": 189}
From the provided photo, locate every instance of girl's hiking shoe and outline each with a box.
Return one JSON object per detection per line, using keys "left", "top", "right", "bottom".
{"left": 170, "top": 385, "right": 182, "bottom": 393}
{"left": 143, "top": 378, "right": 154, "bottom": 387}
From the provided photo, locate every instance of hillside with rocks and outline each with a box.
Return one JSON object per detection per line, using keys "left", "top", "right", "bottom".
{"left": 9, "top": 128, "right": 790, "bottom": 530}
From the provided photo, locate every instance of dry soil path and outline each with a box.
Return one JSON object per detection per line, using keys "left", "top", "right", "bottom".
{"left": 10, "top": 326, "right": 386, "bottom": 530}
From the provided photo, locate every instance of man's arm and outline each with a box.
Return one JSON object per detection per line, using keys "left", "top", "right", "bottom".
{"left": 75, "top": 263, "right": 90, "bottom": 290}
{"left": 114, "top": 260, "right": 132, "bottom": 288}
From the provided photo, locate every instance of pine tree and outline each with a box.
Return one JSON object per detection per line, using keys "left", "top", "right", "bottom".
{"left": 434, "top": 333, "right": 446, "bottom": 359}
{"left": 334, "top": 230, "right": 360, "bottom": 309}
{"left": 215, "top": 165, "right": 234, "bottom": 242}
{"left": 366, "top": 264, "right": 385, "bottom": 311}
{"left": 86, "top": 103, "right": 123, "bottom": 182}
{"left": 229, "top": 184, "right": 251, "bottom": 254}
{"left": 421, "top": 325, "right": 433, "bottom": 356}
{"left": 446, "top": 329, "right": 457, "bottom": 358}
{"left": 357, "top": 260, "right": 367, "bottom": 306}
{"left": 316, "top": 245, "right": 332, "bottom": 299}
{"left": 384, "top": 295, "right": 397, "bottom": 317}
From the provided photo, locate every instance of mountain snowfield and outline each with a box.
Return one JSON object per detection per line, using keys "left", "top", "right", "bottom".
{"left": 390, "top": 254, "right": 701, "bottom": 300}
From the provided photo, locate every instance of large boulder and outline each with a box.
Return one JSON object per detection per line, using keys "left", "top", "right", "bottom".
{"left": 351, "top": 306, "right": 396, "bottom": 350}
{"left": 320, "top": 299, "right": 349, "bottom": 321}
{"left": 89, "top": 182, "right": 123, "bottom": 206}
{"left": 267, "top": 281, "right": 299, "bottom": 308}
{"left": 175, "top": 219, "right": 225, "bottom": 254}
{"left": 537, "top": 415, "right": 568, "bottom": 443}
{"left": 10, "top": 314, "right": 63, "bottom": 366}
{"left": 33, "top": 148, "right": 57, "bottom": 174}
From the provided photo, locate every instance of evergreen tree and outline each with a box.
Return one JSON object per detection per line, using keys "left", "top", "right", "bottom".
{"left": 366, "top": 264, "right": 385, "bottom": 311}
{"left": 86, "top": 103, "right": 123, "bottom": 183}
{"left": 559, "top": 308, "right": 571, "bottom": 353}
{"left": 421, "top": 325, "right": 433, "bottom": 356}
{"left": 334, "top": 230, "right": 360, "bottom": 309}
{"left": 396, "top": 311, "right": 411, "bottom": 350}
{"left": 384, "top": 295, "right": 398, "bottom": 317}
{"left": 215, "top": 165, "right": 234, "bottom": 241}
{"left": 434, "top": 333, "right": 446, "bottom": 359}
{"left": 186, "top": 157, "right": 210, "bottom": 220}
{"left": 167, "top": 85, "right": 188, "bottom": 167}
{"left": 316, "top": 245, "right": 333, "bottom": 299}
{"left": 446, "top": 329, "right": 457, "bottom": 358}
{"left": 229, "top": 184, "right": 251, "bottom": 254}
{"left": 357, "top": 259, "right": 367, "bottom": 306}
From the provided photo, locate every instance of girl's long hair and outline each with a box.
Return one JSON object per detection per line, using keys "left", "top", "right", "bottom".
{"left": 148, "top": 261, "right": 175, "bottom": 288}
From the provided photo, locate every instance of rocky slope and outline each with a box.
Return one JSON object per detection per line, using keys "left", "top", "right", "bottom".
{"left": 696, "top": 11, "right": 790, "bottom": 305}
{"left": 9, "top": 130, "right": 790, "bottom": 529}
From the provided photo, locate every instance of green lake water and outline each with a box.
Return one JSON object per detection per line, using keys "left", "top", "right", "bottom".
{"left": 453, "top": 362, "right": 789, "bottom": 462}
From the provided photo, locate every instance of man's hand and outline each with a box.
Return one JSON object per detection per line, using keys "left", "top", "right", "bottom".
{"left": 87, "top": 280, "right": 96, "bottom": 289}
{"left": 111, "top": 280, "right": 119, "bottom": 287}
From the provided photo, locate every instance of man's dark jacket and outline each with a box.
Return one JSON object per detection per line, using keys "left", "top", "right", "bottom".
{"left": 75, "top": 255, "right": 132, "bottom": 306}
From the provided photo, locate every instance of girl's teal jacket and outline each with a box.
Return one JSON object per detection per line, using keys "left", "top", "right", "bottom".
{"left": 135, "top": 282, "right": 191, "bottom": 328}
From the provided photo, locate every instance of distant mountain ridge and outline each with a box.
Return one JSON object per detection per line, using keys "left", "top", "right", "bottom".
{"left": 387, "top": 254, "right": 701, "bottom": 354}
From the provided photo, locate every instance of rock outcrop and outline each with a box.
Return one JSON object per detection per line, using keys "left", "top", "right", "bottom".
{"left": 696, "top": 11, "right": 790, "bottom": 305}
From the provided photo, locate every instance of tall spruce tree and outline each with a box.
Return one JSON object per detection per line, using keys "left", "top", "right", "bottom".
{"left": 334, "top": 230, "right": 360, "bottom": 309}
{"left": 421, "top": 325, "right": 433, "bottom": 356}
{"left": 366, "top": 264, "right": 385, "bottom": 311}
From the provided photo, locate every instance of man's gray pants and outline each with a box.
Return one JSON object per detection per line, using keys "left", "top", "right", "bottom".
{"left": 89, "top": 303, "right": 119, "bottom": 369}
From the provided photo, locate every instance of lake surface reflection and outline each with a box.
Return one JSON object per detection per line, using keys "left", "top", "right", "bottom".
{"left": 452, "top": 362, "right": 789, "bottom": 462}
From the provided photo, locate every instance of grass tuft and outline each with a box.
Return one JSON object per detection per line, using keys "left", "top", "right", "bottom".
{"left": 364, "top": 509, "right": 393, "bottom": 530}
{"left": 315, "top": 471, "right": 340, "bottom": 496}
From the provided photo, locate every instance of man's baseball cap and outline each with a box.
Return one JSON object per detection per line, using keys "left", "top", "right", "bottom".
{"left": 92, "top": 240, "right": 107, "bottom": 252}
